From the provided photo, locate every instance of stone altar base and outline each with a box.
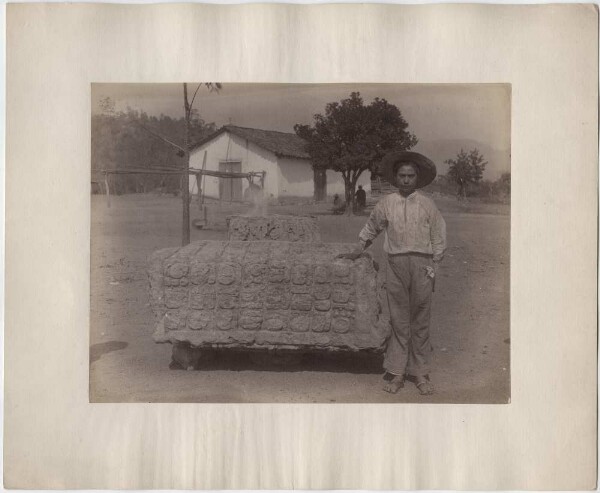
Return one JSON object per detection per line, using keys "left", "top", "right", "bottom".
{"left": 169, "top": 344, "right": 304, "bottom": 370}
{"left": 148, "top": 241, "right": 389, "bottom": 354}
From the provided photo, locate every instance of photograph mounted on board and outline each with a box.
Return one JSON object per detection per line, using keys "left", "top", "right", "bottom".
{"left": 90, "top": 83, "right": 510, "bottom": 403}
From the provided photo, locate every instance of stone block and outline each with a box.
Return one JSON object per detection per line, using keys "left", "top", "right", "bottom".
{"left": 227, "top": 215, "right": 321, "bottom": 242}
{"left": 148, "top": 241, "right": 389, "bottom": 351}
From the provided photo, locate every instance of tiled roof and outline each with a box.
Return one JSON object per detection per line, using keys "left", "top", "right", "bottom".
{"left": 191, "top": 125, "right": 310, "bottom": 159}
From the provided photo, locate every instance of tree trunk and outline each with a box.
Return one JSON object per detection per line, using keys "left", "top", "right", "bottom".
{"left": 182, "top": 83, "right": 191, "bottom": 246}
{"left": 343, "top": 174, "right": 358, "bottom": 216}
{"left": 457, "top": 179, "right": 466, "bottom": 201}
{"left": 313, "top": 167, "right": 327, "bottom": 202}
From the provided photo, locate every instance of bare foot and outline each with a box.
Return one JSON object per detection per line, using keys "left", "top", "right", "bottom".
{"left": 383, "top": 375, "right": 404, "bottom": 393}
{"left": 415, "top": 376, "right": 434, "bottom": 395}
{"left": 382, "top": 372, "right": 395, "bottom": 382}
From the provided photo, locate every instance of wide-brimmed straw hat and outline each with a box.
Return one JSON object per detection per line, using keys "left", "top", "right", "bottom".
{"left": 380, "top": 151, "right": 437, "bottom": 189}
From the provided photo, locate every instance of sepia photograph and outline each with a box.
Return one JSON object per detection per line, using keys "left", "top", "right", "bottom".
{"left": 90, "top": 83, "right": 510, "bottom": 403}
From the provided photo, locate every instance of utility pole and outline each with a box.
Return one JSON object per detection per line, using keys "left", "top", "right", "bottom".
{"left": 137, "top": 82, "right": 221, "bottom": 246}
{"left": 182, "top": 83, "right": 192, "bottom": 246}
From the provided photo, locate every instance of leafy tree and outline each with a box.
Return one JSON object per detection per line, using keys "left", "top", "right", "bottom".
{"left": 445, "top": 148, "right": 487, "bottom": 199}
{"left": 498, "top": 172, "right": 511, "bottom": 195}
{"left": 294, "top": 92, "right": 418, "bottom": 214}
{"left": 98, "top": 96, "right": 116, "bottom": 115}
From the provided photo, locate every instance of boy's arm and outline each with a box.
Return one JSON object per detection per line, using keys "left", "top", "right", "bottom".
{"left": 338, "top": 202, "right": 387, "bottom": 260}
{"left": 430, "top": 205, "right": 447, "bottom": 267}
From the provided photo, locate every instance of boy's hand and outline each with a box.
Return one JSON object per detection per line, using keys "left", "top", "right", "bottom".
{"left": 336, "top": 250, "right": 363, "bottom": 261}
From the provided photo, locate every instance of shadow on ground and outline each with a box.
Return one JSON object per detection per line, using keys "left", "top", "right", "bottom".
{"left": 170, "top": 349, "right": 385, "bottom": 374}
{"left": 90, "top": 341, "right": 128, "bottom": 364}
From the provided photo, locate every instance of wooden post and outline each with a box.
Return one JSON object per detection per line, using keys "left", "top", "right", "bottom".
{"left": 219, "top": 180, "right": 222, "bottom": 208}
{"left": 195, "top": 174, "right": 202, "bottom": 210}
{"left": 104, "top": 172, "right": 111, "bottom": 208}
{"left": 199, "top": 151, "right": 207, "bottom": 211}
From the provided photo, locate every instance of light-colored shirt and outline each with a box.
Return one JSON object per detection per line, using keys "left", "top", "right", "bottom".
{"left": 358, "top": 191, "right": 447, "bottom": 262}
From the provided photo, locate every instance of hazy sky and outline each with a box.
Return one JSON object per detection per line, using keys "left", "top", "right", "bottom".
{"left": 92, "top": 83, "right": 511, "bottom": 178}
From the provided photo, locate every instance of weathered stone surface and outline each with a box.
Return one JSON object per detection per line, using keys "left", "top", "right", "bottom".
{"left": 148, "top": 241, "right": 389, "bottom": 351}
{"left": 227, "top": 215, "right": 321, "bottom": 242}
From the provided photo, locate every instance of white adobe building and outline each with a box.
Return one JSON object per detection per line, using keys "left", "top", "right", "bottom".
{"left": 189, "top": 125, "right": 370, "bottom": 200}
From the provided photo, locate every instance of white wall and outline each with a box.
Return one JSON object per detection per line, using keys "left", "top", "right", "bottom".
{"left": 189, "top": 132, "right": 279, "bottom": 199}
{"left": 189, "top": 132, "right": 372, "bottom": 200}
{"left": 326, "top": 170, "right": 372, "bottom": 196}
{"left": 277, "top": 157, "right": 314, "bottom": 197}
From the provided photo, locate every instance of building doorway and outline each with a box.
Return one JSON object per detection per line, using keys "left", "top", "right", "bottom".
{"left": 218, "top": 161, "right": 243, "bottom": 202}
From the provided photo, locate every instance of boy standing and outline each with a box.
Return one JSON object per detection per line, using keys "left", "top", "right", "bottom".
{"left": 339, "top": 151, "right": 446, "bottom": 395}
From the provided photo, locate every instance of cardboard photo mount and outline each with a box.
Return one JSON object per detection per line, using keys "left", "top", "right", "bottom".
{"left": 4, "top": 4, "right": 598, "bottom": 490}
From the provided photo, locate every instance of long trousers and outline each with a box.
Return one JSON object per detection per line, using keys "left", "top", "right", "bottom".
{"left": 383, "top": 253, "right": 434, "bottom": 378}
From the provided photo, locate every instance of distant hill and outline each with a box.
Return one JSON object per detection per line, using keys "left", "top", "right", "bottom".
{"left": 413, "top": 139, "right": 510, "bottom": 180}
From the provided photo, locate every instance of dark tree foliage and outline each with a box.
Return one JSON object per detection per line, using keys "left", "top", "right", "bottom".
{"left": 91, "top": 100, "right": 216, "bottom": 195}
{"left": 498, "top": 172, "right": 511, "bottom": 195}
{"left": 294, "top": 92, "right": 418, "bottom": 214}
{"left": 445, "top": 148, "right": 488, "bottom": 199}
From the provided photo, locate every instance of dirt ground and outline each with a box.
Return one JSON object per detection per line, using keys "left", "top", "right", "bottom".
{"left": 90, "top": 193, "right": 510, "bottom": 403}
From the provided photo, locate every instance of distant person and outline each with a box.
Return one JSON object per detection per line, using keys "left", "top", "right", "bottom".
{"left": 333, "top": 193, "right": 345, "bottom": 214}
{"left": 338, "top": 151, "right": 446, "bottom": 396}
{"left": 355, "top": 185, "right": 366, "bottom": 212}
